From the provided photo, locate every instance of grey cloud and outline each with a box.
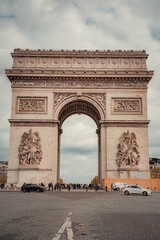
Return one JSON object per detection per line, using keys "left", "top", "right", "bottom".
{"left": 150, "top": 29, "right": 160, "bottom": 41}
{"left": 60, "top": 152, "right": 98, "bottom": 183}
{"left": 62, "top": 146, "right": 97, "bottom": 156}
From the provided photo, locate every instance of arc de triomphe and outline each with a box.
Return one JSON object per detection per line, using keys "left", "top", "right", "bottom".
{"left": 5, "top": 49, "right": 153, "bottom": 185}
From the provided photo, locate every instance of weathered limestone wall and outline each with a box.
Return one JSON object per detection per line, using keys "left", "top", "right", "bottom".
{"left": 7, "top": 124, "right": 59, "bottom": 186}
{"left": 105, "top": 126, "right": 150, "bottom": 179}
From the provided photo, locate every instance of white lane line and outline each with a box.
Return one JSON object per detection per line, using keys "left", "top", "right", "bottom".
{"left": 52, "top": 233, "right": 61, "bottom": 240}
{"left": 67, "top": 226, "right": 74, "bottom": 240}
{"left": 52, "top": 212, "right": 74, "bottom": 240}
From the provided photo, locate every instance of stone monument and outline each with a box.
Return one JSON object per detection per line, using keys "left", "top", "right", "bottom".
{"left": 5, "top": 49, "right": 154, "bottom": 185}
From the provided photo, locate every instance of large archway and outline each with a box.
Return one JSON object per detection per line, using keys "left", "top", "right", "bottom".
{"left": 6, "top": 49, "right": 153, "bottom": 186}
{"left": 60, "top": 114, "right": 98, "bottom": 184}
{"left": 57, "top": 99, "right": 101, "bottom": 183}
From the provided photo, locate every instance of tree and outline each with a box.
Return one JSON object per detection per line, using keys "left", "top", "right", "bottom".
{"left": 59, "top": 178, "right": 64, "bottom": 184}
{"left": 90, "top": 176, "right": 99, "bottom": 186}
{"left": 150, "top": 167, "right": 160, "bottom": 179}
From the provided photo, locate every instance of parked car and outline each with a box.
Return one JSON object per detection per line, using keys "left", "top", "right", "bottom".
{"left": 111, "top": 182, "right": 129, "bottom": 191}
{"left": 21, "top": 183, "right": 45, "bottom": 193}
{"left": 0, "top": 183, "right": 5, "bottom": 189}
{"left": 123, "top": 185, "right": 152, "bottom": 196}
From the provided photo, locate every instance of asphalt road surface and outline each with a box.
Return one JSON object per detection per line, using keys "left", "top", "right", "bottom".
{"left": 0, "top": 190, "right": 160, "bottom": 240}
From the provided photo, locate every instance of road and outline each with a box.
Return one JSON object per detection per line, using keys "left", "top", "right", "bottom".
{"left": 0, "top": 190, "right": 160, "bottom": 240}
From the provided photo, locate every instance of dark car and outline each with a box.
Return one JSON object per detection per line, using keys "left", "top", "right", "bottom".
{"left": 0, "top": 183, "right": 5, "bottom": 189}
{"left": 21, "top": 183, "right": 44, "bottom": 193}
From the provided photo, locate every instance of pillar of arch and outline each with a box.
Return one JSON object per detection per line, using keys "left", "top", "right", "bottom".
{"left": 5, "top": 49, "right": 154, "bottom": 186}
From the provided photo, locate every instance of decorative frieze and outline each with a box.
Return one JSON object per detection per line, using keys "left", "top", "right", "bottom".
{"left": 17, "top": 97, "right": 47, "bottom": 113}
{"left": 11, "top": 78, "right": 148, "bottom": 89}
{"left": 12, "top": 56, "right": 147, "bottom": 70}
{"left": 112, "top": 98, "right": 142, "bottom": 114}
{"left": 12, "top": 49, "right": 148, "bottom": 70}
{"left": 18, "top": 129, "right": 42, "bottom": 166}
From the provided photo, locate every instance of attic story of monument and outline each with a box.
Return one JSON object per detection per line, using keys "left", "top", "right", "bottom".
{"left": 5, "top": 49, "right": 154, "bottom": 185}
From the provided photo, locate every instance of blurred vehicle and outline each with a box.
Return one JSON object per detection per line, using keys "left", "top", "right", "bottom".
{"left": 111, "top": 182, "right": 129, "bottom": 191}
{"left": 123, "top": 185, "right": 152, "bottom": 196}
{"left": 0, "top": 183, "right": 5, "bottom": 189}
{"left": 21, "top": 183, "right": 44, "bottom": 193}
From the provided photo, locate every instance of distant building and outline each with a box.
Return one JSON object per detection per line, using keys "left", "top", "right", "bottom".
{"left": 0, "top": 161, "right": 8, "bottom": 177}
{"left": 149, "top": 157, "right": 160, "bottom": 169}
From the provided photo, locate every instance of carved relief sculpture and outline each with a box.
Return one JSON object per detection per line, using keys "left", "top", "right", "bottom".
{"left": 17, "top": 97, "right": 47, "bottom": 113}
{"left": 112, "top": 98, "right": 142, "bottom": 114}
{"left": 54, "top": 93, "right": 76, "bottom": 108}
{"left": 18, "top": 129, "right": 42, "bottom": 166}
{"left": 116, "top": 130, "right": 140, "bottom": 168}
{"left": 11, "top": 78, "right": 149, "bottom": 89}
{"left": 87, "top": 93, "right": 106, "bottom": 109}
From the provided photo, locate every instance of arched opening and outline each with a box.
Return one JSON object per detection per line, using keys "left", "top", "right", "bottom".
{"left": 58, "top": 99, "right": 101, "bottom": 184}
{"left": 60, "top": 114, "right": 98, "bottom": 184}
{"left": 58, "top": 99, "right": 101, "bottom": 127}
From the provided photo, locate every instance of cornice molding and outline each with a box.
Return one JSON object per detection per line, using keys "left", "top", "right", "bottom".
{"left": 6, "top": 69, "right": 153, "bottom": 78}
{"left": 8, "top": 119, "right": 59, "bottom": 127}
{"left": 9, "top": 119, "right": 149, "bottom": 124}
{"left": 100, "top": 120, "right": 150, "bottom": 127}
{"left": 12, "top": 48, "right": 148, "bottom": 57}
{"left": 9, "top": 119, "right": 58, "bottom": 123}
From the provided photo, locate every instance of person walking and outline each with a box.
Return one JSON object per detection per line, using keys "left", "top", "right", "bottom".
{"left": 50, "top": 182, "right": 53, "bottom": 191}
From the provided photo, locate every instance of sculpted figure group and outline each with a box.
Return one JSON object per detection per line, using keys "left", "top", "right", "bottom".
{"left": 18, "top": 129, "right": 42, "bottom": 166}
{"left": 116, "top": 130, "right": 140, "bottom": 168}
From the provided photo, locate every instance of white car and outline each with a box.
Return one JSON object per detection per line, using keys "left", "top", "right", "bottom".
{"left": 123, "top": 185, "right": 152, "bottom": 196}
{"left": 111, "top": 182, "right": 129, "bottom": 191}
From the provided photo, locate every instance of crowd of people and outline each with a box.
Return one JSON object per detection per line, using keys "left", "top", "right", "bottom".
{"left": 1, "top": 182, "right": 159, "bottom": 192}
{"left": 0, "top": 182, "right": 101, "bottom": 191}
{"left": 46, "top": 182, "right": 101, "bottom": 191}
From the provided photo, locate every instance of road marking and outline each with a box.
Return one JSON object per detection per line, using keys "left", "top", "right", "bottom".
{"left": 67, "top": 226, "right": 74, "bottom": 240}
{"left": 52, "top": 212, "right": 74, "bottom": 240}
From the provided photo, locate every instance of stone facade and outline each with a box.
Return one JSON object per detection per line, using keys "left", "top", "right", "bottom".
{"left": 6, "top": 49, "right": 154, "bottom": 185}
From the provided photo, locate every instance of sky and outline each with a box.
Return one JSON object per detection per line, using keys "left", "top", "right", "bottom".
{"left": 0, "top": 0, "right": 160, "bottom": 184}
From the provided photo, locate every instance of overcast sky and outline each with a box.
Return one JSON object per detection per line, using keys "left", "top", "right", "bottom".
{"left": 0, "top": 0, "right": 160, "bottom": 184}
